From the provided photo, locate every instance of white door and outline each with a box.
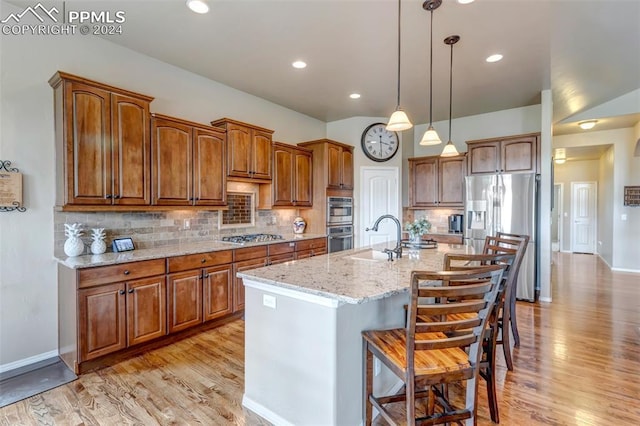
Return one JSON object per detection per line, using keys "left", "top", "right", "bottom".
{"left": 360, "top": 167, "right": 399, "bottom": 248}
{"left": 571, "top": 182, "right": 597, "bottom": 253}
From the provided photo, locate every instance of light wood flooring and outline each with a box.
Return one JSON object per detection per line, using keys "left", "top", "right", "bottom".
{"left": 1, "top": 252, "right": 639, "bottom": 425}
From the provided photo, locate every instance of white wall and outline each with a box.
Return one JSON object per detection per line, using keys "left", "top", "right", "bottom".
{"left": 598, "top": 147, "right": 615, "bottom": 265}
{"left": 0, "top": 0, "right": 325, "bottom": 368}
{"left": 554, "top": 127, "right": 638, "bottom": 271}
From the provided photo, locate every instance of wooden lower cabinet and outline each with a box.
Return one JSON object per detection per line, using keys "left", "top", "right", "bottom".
{"left": 78, "top": 275, "right": 166, "bottom": 362}
{"left": 233, "top": 257, "right": 267, "bottom": 312}
{"left": 167, "top": 270, "right": 203, "bottom": 333}
{"left": 295, "top": 237, "right": 327, "bottom": 259}
{"left": 203, "top": 264, "right": 233, "bottom": 321}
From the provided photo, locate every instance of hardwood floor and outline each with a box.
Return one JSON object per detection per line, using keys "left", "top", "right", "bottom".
{"left": 1, "top": 252, "right": 639, "bottom": 425}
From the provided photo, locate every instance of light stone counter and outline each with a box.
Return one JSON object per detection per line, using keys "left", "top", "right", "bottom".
{"left": 238, "top": 241, "right": 473, "bottom": 304}
{"left": 55, "top": 233, "right": 327, "bottom": 269}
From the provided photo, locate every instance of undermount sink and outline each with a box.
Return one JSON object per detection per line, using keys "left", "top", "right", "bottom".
{"left": 350, "top": 249, "right": 390, "bottom": 262}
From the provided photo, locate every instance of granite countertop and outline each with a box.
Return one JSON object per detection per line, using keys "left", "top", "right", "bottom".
{"left": 56, "top": 233, "right": 327, "bottom": 269}
{"left": 238, "top": 242, "right": 473, "bottom": 305}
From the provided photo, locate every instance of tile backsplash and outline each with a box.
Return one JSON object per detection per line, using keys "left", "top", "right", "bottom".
{"left": 54, "top": 208, "right": 300, "bottom": 257}
{"left": 402, "top": 207, "right": 464, "bottom": 234}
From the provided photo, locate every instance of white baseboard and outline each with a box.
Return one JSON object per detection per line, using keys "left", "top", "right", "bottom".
{"left": 612, "top": 267, "right": 640, "bottom": 273}
{"left": 242, "top": 395, "right": 295, "bottom": 426}
{"left": 0, "top": 350, "right": 59, "bottom": 375}
{"left": 597, "top": 253, "right": 613, "bottom": 269}
{"left": 538, "top": 296, "right": 552, "bottom": 303}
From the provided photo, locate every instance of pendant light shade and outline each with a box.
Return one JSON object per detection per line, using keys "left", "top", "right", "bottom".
{"left": 419, "top": 0, "right": 442, "bottom": 146}
{"left": 386, "top": 0, "right": 412, "bottom": 132}
{"left": 441, "top": 35, "right": 460, "bottom": 157}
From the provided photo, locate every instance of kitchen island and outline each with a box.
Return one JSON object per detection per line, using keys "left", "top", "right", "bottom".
{"left": 238, "top": 242, "right": 472, "bottom": 426}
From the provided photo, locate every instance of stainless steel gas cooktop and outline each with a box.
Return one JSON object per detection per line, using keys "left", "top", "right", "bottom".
{"left": 221, "top": 233, "right": 284, "bottom": 244}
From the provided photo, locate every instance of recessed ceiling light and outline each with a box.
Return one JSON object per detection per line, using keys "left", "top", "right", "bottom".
{"left": 457, "top": 0, "right": 475, "bottom": 4}
{"left": 349, "top": 93, "right": 361, "bottom": 99}
{"left": 186, "top": 0, "right": 209, "bottom": 14}
{"left": 292, "top": 61, "right": 307, "bottom": 69}
{"left": 486, "top": 54, "right": 503, "bottom": 63}
{"left": 578, "top": 120, "right": 598, "bottom": 130}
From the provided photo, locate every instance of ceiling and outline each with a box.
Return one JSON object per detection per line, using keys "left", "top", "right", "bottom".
{"left": 6, "top": 0, "right": 640, "bottom": 139}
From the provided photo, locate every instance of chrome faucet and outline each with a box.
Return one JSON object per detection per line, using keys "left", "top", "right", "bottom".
{"left": 365, "top": 214, "right": 403, "bottom": 260}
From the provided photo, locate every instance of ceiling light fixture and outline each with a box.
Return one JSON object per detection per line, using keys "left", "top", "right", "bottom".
{"left": 486, "top": 54, "right": 503, "bottom": 63}
{"left": 457, "top": 0, "right": 475, "bottom": 4}
{"left": 554, "top": 148, "right": 566, "bottom": 164}
{"left": 186, "top": 0, "right": 209, "bottom": 14}
{"left": 578, "top": 120, "right": 598, "bottom": 130}
{"left": 386, "top": 0, "right": 413, "bottom": 131}
{"left": 350, "top": 93, "right": 361, "bottom": 99}
{"left": 420, "top": 0, "right": 443, "bottom": 146}
{"left": 441, "top": 35, "right": 460, "bottom": 157}
{"left": 292, "top": 61, "right": 307, "bottom": 69}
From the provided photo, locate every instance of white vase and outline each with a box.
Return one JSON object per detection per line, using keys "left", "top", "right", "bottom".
{"left": 90, "top": 240, "right": 107, "bottom": 255}
{"left": 293, "top": 216, "right": 306, "bottom": 234}
{"left": 64, "top": 237, "right": 85, "bottom": 257}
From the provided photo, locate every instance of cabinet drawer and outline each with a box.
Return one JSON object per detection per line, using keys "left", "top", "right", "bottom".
{"left": 296, "top": 238, "right": 327, "bottom": 252}
{"left": 269, "top": 242, "right": 296, "bottom": 255}
{"left": 167, "top": 250, "right": 233, "bottom": 273}
{"left": 235, "top": 245, "right": 268, "bottom": 262}
{"left": 268, "top": 253, "right": 295, "bottom": 265}
{"left": 78, "top": 259, "right": 166, "bottom": 288}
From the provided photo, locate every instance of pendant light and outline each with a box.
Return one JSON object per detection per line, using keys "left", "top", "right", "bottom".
{"left": 419, "top": 0, "right": 442, "bottom": 146}
{"left": 441, "top": 35, "right": 460, "bottom": 157}
{"left": 386, "top": 0, "right": 413, "bottom": 131}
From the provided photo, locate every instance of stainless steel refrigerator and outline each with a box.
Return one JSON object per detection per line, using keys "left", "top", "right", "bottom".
{"left": 464, "top": 173, "right": 539, "bottom": 302}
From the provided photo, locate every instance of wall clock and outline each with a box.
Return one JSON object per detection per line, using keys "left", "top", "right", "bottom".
{"left": 361, "top": 123, "right": 399, "bottom": 162}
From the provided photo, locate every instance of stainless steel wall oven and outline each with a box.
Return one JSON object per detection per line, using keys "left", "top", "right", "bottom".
{"left": 327, "top": 224, "right": 353, "bottom": 253}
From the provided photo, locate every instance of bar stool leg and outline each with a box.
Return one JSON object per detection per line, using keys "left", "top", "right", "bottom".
{"left": 364, "top": 343, "right": 373, "bottom": 425}
{"left": 510, "top": 284, "right": 520, "bottom": 347}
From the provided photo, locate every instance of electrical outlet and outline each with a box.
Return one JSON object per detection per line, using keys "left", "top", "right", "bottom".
{"left": 263, "top": 294, "right": 276, "bottom": 309}
{"left": 621, "top": 214, "right": 628, "bottom": 221}
{"left": 374, "top": 358, "right": 381, "bottom": 376}
{"left": 183, "top": 219, "right": 191, "bottom": 229}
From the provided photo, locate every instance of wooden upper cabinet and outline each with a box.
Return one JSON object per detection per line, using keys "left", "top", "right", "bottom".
{"left": 49, "top": 72, "right": 153, "bottom": 208}
{"left": 210, "top": 118, "right": 274, "bottom": 182}
{"left": 466, "top": 133, "right": 539, "bottom": 175}
{"left": 152, "top": 114, "right": 226, "bottom": 206}
{"left": 340, "top": 148, "right": 354, "bottom": 190}
{"left": 299, "top": 139, "right": 354, "bottom": 192}
{"left": 408, "top": 155, "right": 466, "bottom": 208}
{"left": 271, "top": 142, "right": 313, "bottom": 208}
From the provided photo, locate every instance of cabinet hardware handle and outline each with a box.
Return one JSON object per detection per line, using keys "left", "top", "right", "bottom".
{"left": 105, "top": 194, "right": 112, "bottom": 199}
{"left": 204, "top": 274, "right": 210, "bottom": 278}
{"left": 114, "top": 195, "right": 121, "bottom": 199}
{"left": 119, "top": 290, "right": 125, "bottom": 295}
{"left": 128, "top": 288, "right": 134, "bottom": 293}
{"left": 123, "top": 270, "right": 130, "bottom": 275}
{"left": 201, "top": 258, "right": 206, "bottom": 263}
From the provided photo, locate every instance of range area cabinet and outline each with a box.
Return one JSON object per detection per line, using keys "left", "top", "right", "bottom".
{"left": 59, "top": 258, "right": 167, "bottom": 371}
{"left": 210, "top": 118, "right": 274, "bottom": 182}
{"left": 269, "top": 142, "right": 313, "bottom": 208}
{"left": 49, "top": 72, "right": 154, "bottom": 208}
{"left": 408, "top": 155, "right": 467, "bottom": 208}
{"left": 298, "top": 139, "right": 353, "bottom": 191}
{"left": 466, "top": 133, "right": 540, "bottom": 175}
{"left": 166, "top": 250, "right": 234, "bottom": 333}
{"left": 295, "top": 237, "right": 328, "bottom": 259}
{"left": 233, "top": 246, "right": 269, "bottom": 312}
{"left": 151, "top": 114, "right": 227, "bottom": 206}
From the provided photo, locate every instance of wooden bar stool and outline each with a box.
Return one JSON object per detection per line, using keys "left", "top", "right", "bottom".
{"left": 443, "top": 252, "right": 516, "bottom": 423}
{"left": 362, "top": 266, "right": 504, "bottom": 426}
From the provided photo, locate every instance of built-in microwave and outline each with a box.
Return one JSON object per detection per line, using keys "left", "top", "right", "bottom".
{"left": 327, "top": 196, "right": 353, "bottom": 225}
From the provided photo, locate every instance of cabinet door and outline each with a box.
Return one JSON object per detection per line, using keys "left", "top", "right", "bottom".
{"left": 79, "top": 283, "right": 126, "bottom": 362}
{"left": 66, "top": 82, "right": 112, "bottom": 205}
{"left": 167, "top": 270, "right": 202, "bottom": 334}
{"left": 272, "top": 145, "right": 294, "bottom": 206}
{"left": 252, "top": 130, "right": 272, "bottom": 179}
{"left": 226, "top": 124, "right": 252, "bottom": 178}
{"left": 340, "top": 148, "right": 354, "bottom": 189}
{"left": 203, "top": 264, "right": 233, "bottom": 321}
{"left": 233, "top": 257, "right": 267, "bottom": 312}
{"left": 409, "top": 158, "right": 438, "bottom": 207}
{"left": 111, "top": 94, "right": 150, "bottom": 205}
{"left": 468, "top": 141, "right": 500, "bottom": 175}
{"left": 194, "top": 128, "right": 226, "bottom": 205}
{"left": 294, "top": 149, "right": 313, "bottom": 207}
{"left": 327, "top": 144, "right": 342, "bottom": 188}
{"left": 438, "top": 156, "right": 466, "bottom": 207}
{"left": 501, "top": 136, "right": 537, "bottom": 173}
{"left": 126, "top": 276, "right": 166, "bottom": 346}
{"left": 151, "top": 118, "right": 193, "bottom": 205}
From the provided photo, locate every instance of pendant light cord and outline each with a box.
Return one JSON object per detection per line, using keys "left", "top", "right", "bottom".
{"left": 448, "top": 39, "right": 453, "bottom": 141}
{"left": 396, "top": 0, "right": 401, "bottom": 109}
{"left": 429, "top": 9, "right": 434, "bottom": 126}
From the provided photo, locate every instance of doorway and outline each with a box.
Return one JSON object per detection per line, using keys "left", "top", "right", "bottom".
{"left": 359, "top": 167, "right": 400, "bottom": 248}
{"left": 551, "top": 183, "right": 563, "bottom": 252}
{"left": 570, "top": 181, "right": 597, "bottom": 254}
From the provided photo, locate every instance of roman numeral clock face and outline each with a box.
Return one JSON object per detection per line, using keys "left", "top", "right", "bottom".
{"left": 361, "top": 123, "right": 399, "bottom": 162}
